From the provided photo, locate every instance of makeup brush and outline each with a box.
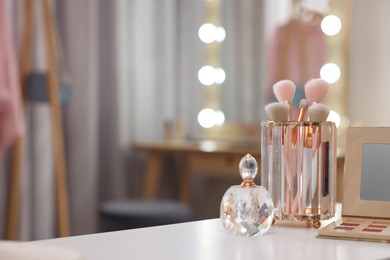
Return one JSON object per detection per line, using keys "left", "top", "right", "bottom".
{"left": 307, "top": 103, "right": 330, "bottom": 202}
{"left": 264, "top": 102, "right": 289, "bottom": 218}
{"left": 292, "top": 98, "right": 308, "bottom": 145}
{"left": 264, "top": 102, "right": 289, "bottom": 122}
{"left": 273, "top": 80, "right": 296, "bottom": 120}
{"left": 265, "top": 101, "right": 292, "bottom": 214}
{"left": 308, "top": 103, "right": 330, "bottom": 122}
{"left": 298, "top": 79, "right": 327, "bottom": 209}
{"left": 296, "top": 98, "right": 308, "bottom": 121}
{"left": 271, "top": 80, "right": 295, "bottom": 214}
{"left": 304, "top": 78, "right": 329, "bottom": 106}
{"left": 291, "top": 98, "right": 308, "bottom": 214}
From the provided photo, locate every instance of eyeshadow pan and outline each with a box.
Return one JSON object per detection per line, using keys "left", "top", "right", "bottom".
{"left": 335, "top": 226, "right": 354, "bottom": 231}
{"left": 373, "top": 221, "right": 390, "bottom": 225}
{"left": 367, "top": 224, "right": 387, "bottom": 228}
{"left": 340, "top": 223, "right": 360, "bottom": 227}
{"left": 345, "top": 218, "right": 365, "bottom": 223}
{"left": 362, "top": 228, "right": 382, "bottom": 233}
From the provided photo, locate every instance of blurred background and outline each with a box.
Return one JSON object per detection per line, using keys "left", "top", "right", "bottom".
{"left": 0, "top": 0, "right": 388, "bottom": 240}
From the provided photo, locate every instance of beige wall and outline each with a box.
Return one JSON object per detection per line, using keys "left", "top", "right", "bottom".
{"left": 349, "top": 0, "right": 390, "bottom": 126}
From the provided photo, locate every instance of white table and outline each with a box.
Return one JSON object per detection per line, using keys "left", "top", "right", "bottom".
{"left": 30, "top": 219, "right": 390, "bottom": 260}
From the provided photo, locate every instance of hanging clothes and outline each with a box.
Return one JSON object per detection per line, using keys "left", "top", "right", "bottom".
{"left": 0, "top": 0, "right": 24, "bottom": 161}
{"left": 267, "top": 13, "right": 326, "bottom": 107}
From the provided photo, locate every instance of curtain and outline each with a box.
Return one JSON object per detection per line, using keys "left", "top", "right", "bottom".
{"left": 56, "top": 0, "right": 204, "bottom": 236}
{"left": 220, "top": 0, "right": 266, "bottom": 123}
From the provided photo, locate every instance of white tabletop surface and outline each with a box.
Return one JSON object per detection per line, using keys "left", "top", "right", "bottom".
{"left": 29, "top": 218, "right": 390, "bottom": 260}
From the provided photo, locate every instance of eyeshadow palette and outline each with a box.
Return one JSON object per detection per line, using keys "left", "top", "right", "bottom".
{"left": 317, "top": 127, "right": 390, "bottom": 243}
{"left": 318, "top": 217, "right": 390, "bottom": 242}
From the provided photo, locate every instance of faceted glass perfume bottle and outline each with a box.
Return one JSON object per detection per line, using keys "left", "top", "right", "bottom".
{"left": 220, "top": 154, "right": 274, "bottom": 237}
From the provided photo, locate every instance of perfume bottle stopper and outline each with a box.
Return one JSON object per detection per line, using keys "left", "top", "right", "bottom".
{"left": 239, "top": 153, "right": 258, "bottom": 188}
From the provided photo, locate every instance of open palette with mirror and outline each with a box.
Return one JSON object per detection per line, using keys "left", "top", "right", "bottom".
{"left": 317, "top": 127, "right": 390, "bottom": 243}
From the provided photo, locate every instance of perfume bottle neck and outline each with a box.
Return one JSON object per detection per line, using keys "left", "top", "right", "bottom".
{"left": 240, "top": 179, "right": 256, "bottom": 188}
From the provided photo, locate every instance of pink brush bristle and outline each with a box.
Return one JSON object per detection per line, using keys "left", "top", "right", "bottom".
{"left": 273, "top": 80, "right": 296, "bottom": 103}
{"left": 304, "top": 78, "right": 329, "bottom": 104}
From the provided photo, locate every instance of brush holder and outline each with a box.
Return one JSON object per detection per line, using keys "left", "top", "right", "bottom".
{"left": 260, "top": 121, "right": 337, "bottom": 228}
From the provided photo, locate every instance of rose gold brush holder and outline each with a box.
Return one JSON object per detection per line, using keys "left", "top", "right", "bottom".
{"left": 261, "top": 121, "right": 337, "bottom": 228}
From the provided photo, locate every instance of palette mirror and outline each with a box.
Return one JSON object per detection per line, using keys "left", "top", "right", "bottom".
{"left": 342, "top": 127, "right": 390, "bottom": 218}
{"left": 361, "top": 144, "right": 390, "bottom": 202}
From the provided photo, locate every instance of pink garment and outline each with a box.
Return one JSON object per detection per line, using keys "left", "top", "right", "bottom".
{"left": 267, "top": 17, "right": 326, "bottom": 88}
{"left": 0, "top": 0, "right": 24, "bottom": 161}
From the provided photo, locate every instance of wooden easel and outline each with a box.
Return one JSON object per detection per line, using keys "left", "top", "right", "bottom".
{"left": 6, "top": 0, "right": 70, "bottom": 239}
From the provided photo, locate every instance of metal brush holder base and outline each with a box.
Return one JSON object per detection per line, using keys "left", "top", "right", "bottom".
{"left": 261, "top": 121, "right": 337, "bottom": 228}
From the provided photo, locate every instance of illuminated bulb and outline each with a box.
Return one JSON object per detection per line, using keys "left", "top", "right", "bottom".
{"left": 198, "top": 66, "right": 216, "bottom": 86}
{"left": 215, "top": 68, "right": 226, "bottom": 84}
{"left": 216, "top": 26, "right": 226, "bottom": 42}
{"left": 198, "top": 108, "right": 217, "bottom": 128}
{"left": 320, "top": 63, "right": 341, "bottom": 84}
{"left": 215, "top": 110, "right": 225, "bottom": 126}
{"left": 321, "top": 15, "right": 342, "bottom": 36}
{"left": 198, "top": 23, "right": 217, "bottom": 43}
{"left": 199, "top": 140, "right": 218, "bottom": 152}
{"left": 327, "top": 110, "right": 341, "bottom": 128}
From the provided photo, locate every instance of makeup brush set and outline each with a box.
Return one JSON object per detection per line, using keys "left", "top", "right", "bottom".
{"left": 261, "top": 78, "right": 337, "bottom": 228}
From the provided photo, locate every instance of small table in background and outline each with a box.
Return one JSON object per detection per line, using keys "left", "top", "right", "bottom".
{"left": 132, "top": 140, "right": 261, "bottom": 204}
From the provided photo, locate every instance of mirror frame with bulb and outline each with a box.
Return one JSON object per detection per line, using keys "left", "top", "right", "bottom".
{"left": 197, "top": 1, "right": 349, "bottom": 139}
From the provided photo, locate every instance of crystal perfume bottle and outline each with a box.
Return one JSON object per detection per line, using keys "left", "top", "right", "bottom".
{"left": 220, "top": 154, "right": 274, "bottom": 237}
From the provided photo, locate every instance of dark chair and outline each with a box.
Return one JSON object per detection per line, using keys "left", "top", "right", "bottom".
{"left": 100, "top": 199, "right": 192, "bottom": 231}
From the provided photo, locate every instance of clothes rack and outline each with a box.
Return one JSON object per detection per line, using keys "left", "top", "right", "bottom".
{"left": 6, "top": 0, "right": 70, "bottom": 239}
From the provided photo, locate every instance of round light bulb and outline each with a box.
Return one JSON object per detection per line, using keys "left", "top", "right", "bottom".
{"left": 198, "top": 108, "right": 217, "bottom": 128}
{"left": 320, "top": 63, "right": 341, "bottom": 84}
{"left": 198, "top": 23, "right": 217, "bottom": 43}
{"left": 216, "top": 26, "right": 226, "bottom": 42}
{"left": 321, "top": 15, "right": 342, "bottom": 36}
{"left": 215, "top": 68, "right": 226, "bottom": 84}
{"left": 327, "top": 110, "right": 341, "bottom": 128}
{"left": 215, "top": 110, "right": 225, "bottom": 126}
{"left": 198, "top": 66, "right": 216, "bottom": 86}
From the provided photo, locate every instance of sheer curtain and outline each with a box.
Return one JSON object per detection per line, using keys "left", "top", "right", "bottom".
{"left": 220, "top": 0, "right": 266, "bottom": 123}
{"left": 58, "top": 0, "right": 203, "bottom": 236}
